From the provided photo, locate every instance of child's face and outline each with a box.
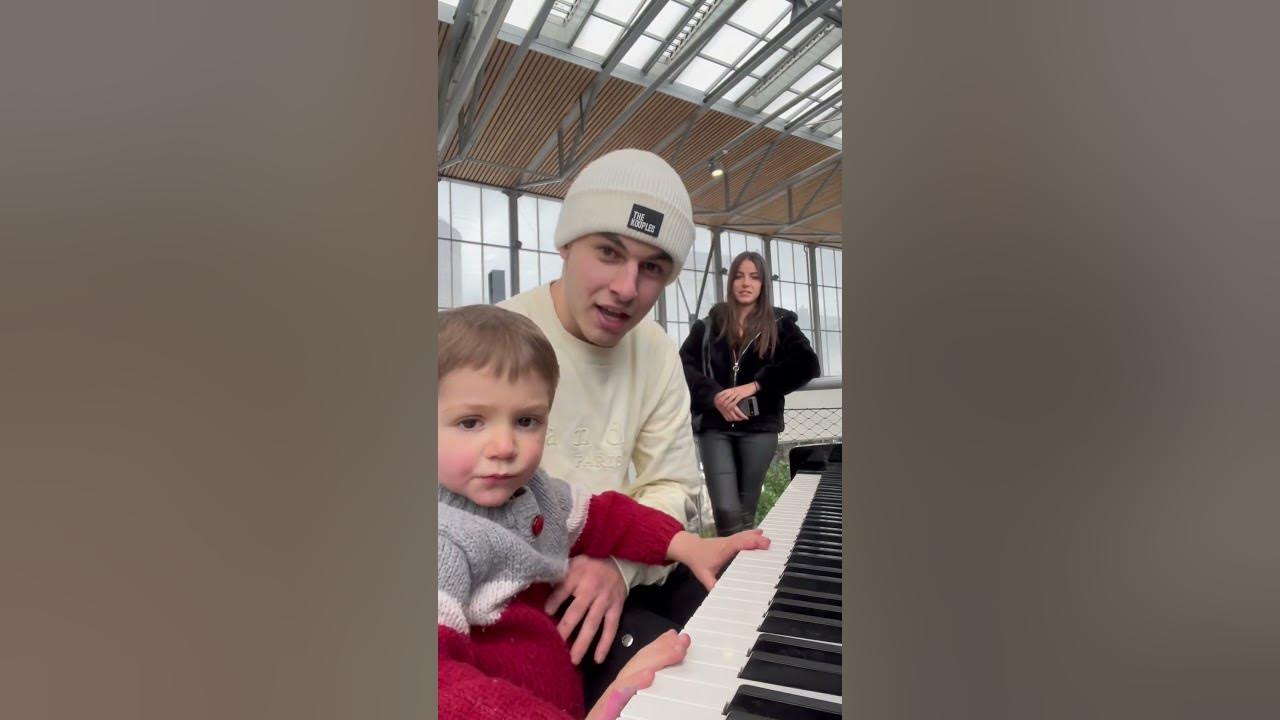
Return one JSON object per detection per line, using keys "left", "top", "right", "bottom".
{"left": 438, "top": 366, "right": 551, "bottom": 507}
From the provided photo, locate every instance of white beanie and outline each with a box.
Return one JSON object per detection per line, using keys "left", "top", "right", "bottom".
{"left": 553, "top": 149, "right": 694, "bottom": 280}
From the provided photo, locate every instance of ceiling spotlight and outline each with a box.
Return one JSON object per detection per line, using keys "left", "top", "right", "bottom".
{"left": 709, "top": 159, "right": 724, "bottom": 178}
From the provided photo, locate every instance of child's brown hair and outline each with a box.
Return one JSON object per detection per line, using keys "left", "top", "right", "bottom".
{"left": 438, "top": 305, "right": 559, "bottom": 398}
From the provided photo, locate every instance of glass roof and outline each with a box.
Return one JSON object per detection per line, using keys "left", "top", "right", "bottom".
{"left": 443, "top": 0, "right": 842, "bottom": 145}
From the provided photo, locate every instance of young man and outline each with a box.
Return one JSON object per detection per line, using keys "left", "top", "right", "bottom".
{"left": 499, "top": 148, "right": 706, "bottom": 702}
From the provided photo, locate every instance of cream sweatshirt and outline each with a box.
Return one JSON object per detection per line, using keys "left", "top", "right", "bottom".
{"left": 500, "top": 283, "right": 701, "bottom": 588}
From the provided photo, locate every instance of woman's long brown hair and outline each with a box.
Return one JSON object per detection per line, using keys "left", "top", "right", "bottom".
{"left": 711, "top": 250, "right": 778, "bottom": 359}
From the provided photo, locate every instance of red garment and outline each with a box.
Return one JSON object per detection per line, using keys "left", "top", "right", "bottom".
{"left": 438, "top": 491, "right": 684, "bottom": 720}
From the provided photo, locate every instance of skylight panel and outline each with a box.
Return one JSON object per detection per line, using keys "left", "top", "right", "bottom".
{"left": 650, "top": 1, "right": 688, "bottom": 38}
{"left": 502, "top": 0, "right": 542, "bottom": 29}
{"left": 722, "top": 75, "right": 758, "bottom": 103}
{"left": 783, "top": 18, "right": 822, "bottom": 50}
{"left": 595, "top": 0, "right": 643, "bottom": 25}
{"left": 573, "top": 16, "right": 624, "bottom": 56}
{"left": 675, "top": 55, "right": 730, "bottom": 91}
{"left": 794, "top": 65, "right": 832, "bottom": 95}
{"left": 762, "top": 89, "right": 798, "bottom": 116}
{"left": 754, "top": 47, "right": 789, "bottom": 75}
{"left": 822, "top": 47, "right": 842, "bottom": 69}
{"left": 819, "top": 81, "right": 840, "bottom": 100}
{"left": 620, "top": 35, "right": 662, "bottom": 69}
{"left": 781, "top": 97, "right": 815, "bottom": 122}
{"left": 730, "top": 0, "right": 791, "bottom": 35}
{"left": 702, "top": 24, "right": 755, "bottom": 65}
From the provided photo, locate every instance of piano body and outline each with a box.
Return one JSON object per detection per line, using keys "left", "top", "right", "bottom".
{"left": 621, "top": 443, "right": 844, "bottom": 720}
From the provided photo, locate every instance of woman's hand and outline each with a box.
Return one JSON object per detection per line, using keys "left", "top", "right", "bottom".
{"left": 585, "top": 630, "right": 691, "bottom": 720}
{"left": 713, "top": 382, "right": 758, "bottom": 421}
{"left": 665, "top": 529, "right": 771, "bottom": 590}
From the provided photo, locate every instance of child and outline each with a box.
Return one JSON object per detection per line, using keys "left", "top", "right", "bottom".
{"left": 437, "top": 305, "right": 770, "bottom": 720}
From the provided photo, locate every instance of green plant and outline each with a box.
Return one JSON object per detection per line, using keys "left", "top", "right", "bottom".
{"left": 755, "top": 457, "right": 792, "bottom": 525}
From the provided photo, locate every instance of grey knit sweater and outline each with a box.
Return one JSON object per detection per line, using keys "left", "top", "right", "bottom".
{"left": 437, "top": 469, "right": 590, "bottom": 634}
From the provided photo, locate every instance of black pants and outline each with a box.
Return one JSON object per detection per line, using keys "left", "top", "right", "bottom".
{"left": 697, "top": 430, "right": 780, "bottom": 536}
{"left": 575, "top": 563, "right": 708, "bottom": 707}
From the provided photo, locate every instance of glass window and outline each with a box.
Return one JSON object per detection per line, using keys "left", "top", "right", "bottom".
{"left": 438, "top": 240, "right": 453, "bottom": 309}
{"left": 774, "top": 239, "right": 794, "bottom": 279}
{"left": 450, "top": 183, "right": 482, "bottom": 244}
{"left": 458, "top": 243, "right": 484, "bottom": 305}
{"left": 539, "top": 253, "right": 563, "bottom": 285}
{"left": 517, "top": 195, "right": 539, "bottom": 250}
{"left": 793, "top": 243, "right": 809, "bottom": 282}
{"left": 537, "top": 198, "right": 560, "bottom": 248}
{"left": 481, "top": 188, "right": 508, "bottom": 246}
{"left": 484, "top": 246, "right": 511, "bottom": 303}
{"left": 519, "top": 250, "right": 539, "bottom": 293}
{"left": 438, "top": 181, "right": 451, "bottom": 238}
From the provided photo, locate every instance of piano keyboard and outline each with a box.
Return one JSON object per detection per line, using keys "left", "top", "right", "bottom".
{"left": 622, "top": 448, "right": 843, "bottom": 719}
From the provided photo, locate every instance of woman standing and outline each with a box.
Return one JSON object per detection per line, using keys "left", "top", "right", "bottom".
{"left": 680, "top": 251, "right": 821, "bottom": 536}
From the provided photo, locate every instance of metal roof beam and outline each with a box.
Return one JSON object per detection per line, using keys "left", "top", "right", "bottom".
{"left": 453, "top": 0, "right": 560, "bottom": 161}
{"left": 703, "top": 0, "right": 841, "bottom": 108}
{"left": 686, "top": 89, "right": 841, "bottom": 201}
{"left": 738, "top": 20, "right": 840, "bottom": 113}
{"left": 539, "top": 0, "right": 602, "bottom": 47}
{"left": 668, "top": 68, "right": 838, "bottom": 179}
{"left": 439, "top": 0, "right": 518, "bottom": 156}
{"left": 514, "top": 0, "right": 675, "bottom": 185}
{"left": 515, "top": 0, "right": 755, "bottom": 190}
{"left": 693, "top": 154, "right": 839, "bottom": 217}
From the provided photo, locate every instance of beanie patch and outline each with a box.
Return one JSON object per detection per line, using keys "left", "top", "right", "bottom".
{"left": 627, "top": 204, "right": 664, "bottom": 238}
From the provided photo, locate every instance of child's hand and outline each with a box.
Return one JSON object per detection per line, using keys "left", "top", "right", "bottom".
{"left": 585, "top": 630, "right": 691, "bottom": 720}
{"left": 665, "top": 529, "right": 771, "bottom": 590}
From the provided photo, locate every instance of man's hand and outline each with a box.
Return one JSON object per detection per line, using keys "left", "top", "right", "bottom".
{"left": 545, "top": 555, "right": 628, "bottom": 665}
{"left": 665, "top": 529, "right": 771, "bottom": 590}
{"left": 713, "top": 382, "right": 759, "bottom": 422}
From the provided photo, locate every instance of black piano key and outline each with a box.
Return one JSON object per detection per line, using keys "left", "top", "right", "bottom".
{"left": 725, "top": 711, "right": 780, "bottom": 720}
{"left": 740, "top": 634, "right": 842, "bottom": 695}
{"left": 758, "top": 609, "right": 842, "bottom": 644}
{"left": 784, "top": 561, "right": 841, "bottom": 579}
{"left": 740, "top": 651, "right": 841, "bottom": 696}
{"left": 723, "top": 684, "right": 842, "bottom": 720}
{"left": 797, "top": 530, "right": 843, "bottom": 544}
{"left": 789, "top": 551, "right": 841, "bottom": 569}
{"left": 779, "top": 569, "right": 842, "bottom": 593}
{"left": 776, "top": 587, "right": 842, "bottom": 607}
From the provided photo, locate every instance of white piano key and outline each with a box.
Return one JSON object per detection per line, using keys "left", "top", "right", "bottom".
{"left": 618, "top": 692, "right": 723, "bottom": 720}
{"left": 625, "top": 470, "right": 842, "bottom": 719}
{"left": 682, "top": 626, "right": 755, "bottom": 653}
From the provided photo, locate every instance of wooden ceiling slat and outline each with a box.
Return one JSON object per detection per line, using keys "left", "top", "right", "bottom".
{"left": 437, "top": 27, "right": 841, "bottom": 243}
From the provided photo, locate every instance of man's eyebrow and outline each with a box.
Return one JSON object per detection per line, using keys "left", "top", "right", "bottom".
{"left": 600, "top": 234, "right": 672, "bottom": 263}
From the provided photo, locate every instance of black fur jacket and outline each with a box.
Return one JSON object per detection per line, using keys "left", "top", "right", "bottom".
{"left": 679, "top": 305, "right": 821, "bottom": 434}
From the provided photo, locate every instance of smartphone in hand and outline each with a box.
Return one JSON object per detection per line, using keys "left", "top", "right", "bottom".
{"left": 736, "top": 397, "right": 759, "bottom": 417}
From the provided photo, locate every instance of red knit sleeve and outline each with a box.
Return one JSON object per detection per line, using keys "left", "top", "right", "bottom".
{"left": 438, "top": 626, "right": 576, "bottom": 720}
{"left": 569, "top": 491, "right": 685, "bottom": 563}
